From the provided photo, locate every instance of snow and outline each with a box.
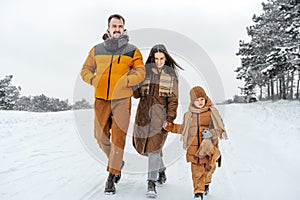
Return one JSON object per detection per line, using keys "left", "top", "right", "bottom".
{"left": 261, "top": 65, "right": 275, "bottom": 74}
{"left": 1, "top": 100, "right": 300, "bottom": 200}
{"left": 285, "top": 26, "right": 293, "bottom": 32}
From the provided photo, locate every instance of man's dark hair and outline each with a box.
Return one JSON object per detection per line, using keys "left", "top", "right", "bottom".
{"left": 108, "top": 14, "right": 125, "bottom": 26}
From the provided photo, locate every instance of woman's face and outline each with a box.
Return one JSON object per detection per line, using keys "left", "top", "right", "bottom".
{"left": 154, "top": 52, "right": 166, "bottom": 68}
{"left": 193, "top": 97, "right": 206, "bottom": 108}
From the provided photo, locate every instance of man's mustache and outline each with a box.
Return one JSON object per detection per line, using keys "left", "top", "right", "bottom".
{"left": 113, "top": 31, "right": 121, "bottom": 34}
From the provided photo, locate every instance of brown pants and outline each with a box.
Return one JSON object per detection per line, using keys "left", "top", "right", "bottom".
{"left": 205, "top": 162, "right": 216, "bottom": 185}
{"left": 94, "top": 98, "right": 131, "bottom": 175}
{"left": 191, "top": 163, "right": 207, "bottom": 194}
{"left": 206, "top": 146, "right": 221, "bottom": 184}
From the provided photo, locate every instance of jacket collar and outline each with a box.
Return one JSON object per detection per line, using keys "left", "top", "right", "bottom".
{"left": 103, "top": 31, "right": 129, "bottom": 52}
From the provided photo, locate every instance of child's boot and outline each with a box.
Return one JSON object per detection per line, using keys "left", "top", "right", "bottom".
{"left": 194, "top": 192, "right": 203, "bottom": 200}
{"left": 204, "top": 184, "right": 209, "bottom": 195}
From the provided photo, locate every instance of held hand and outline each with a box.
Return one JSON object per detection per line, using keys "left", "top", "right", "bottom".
{"left": 162, "top": 120, "right": 173, "bottom": 132}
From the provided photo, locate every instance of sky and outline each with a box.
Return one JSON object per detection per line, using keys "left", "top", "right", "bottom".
{"left": 0, "top": 0, "right": 265, "bottom": 103}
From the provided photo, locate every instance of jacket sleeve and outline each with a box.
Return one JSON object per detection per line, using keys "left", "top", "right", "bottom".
{"left": 166, "top": 78, "right": 178, "bottom": 122}
{"left": 127, "top": 49, "right": 146, "bottom": 87}
{"left": 172, "top": 112, "right": 187, "bottom": 134}
{"left": 81, "top": 48, "right": 96, "bottom": 85}
{"left": 171, "top": 123, "right": 182, "bottom": 134}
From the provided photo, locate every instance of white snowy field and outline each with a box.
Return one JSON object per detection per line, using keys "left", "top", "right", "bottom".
{"left": 0, "top": 100, "right": 300, "bottom": 200}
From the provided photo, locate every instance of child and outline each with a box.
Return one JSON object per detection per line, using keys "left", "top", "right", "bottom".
{"left": 163, "top": 86, "right": 227, "bottom": 199}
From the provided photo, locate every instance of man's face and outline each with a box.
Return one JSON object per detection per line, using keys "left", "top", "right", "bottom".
{"left": 108, "top": 18, "right": 124, "bottom": 38}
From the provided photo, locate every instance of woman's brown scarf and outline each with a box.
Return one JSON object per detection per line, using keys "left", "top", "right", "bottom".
{"left": 181, "top": 98, "right": 228, "bottom": 149}
{"left": 139, "top": 65, "right": 176, "bottom": 97}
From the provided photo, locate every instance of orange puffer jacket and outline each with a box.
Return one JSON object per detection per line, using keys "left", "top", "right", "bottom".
{"left": 81, "top": 35, "right": 145, "bottom": 100}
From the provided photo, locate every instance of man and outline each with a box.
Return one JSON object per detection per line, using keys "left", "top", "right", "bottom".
{"left": 81, "top": 14, "right": 145, "bottom": 195}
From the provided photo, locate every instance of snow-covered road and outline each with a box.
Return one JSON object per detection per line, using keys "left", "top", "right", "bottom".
{"left": 1, "top": 100, "right": 299, "bottom": 200}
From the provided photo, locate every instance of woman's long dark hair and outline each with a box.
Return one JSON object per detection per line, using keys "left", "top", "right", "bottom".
{"left": 145, "top": 44, "right": 184, "bottom": 70}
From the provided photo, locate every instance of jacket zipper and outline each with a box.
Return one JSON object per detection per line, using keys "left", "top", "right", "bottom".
{"left": 106, "top": 54, "right": 114, "bottom": 100}
{"left": 143, "top": 73, "right": 154, "bottom": 154}
{"left": 197, "top": 113, "right": 200, "bottom": 163}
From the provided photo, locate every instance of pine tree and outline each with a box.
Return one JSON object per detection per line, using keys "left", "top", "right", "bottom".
{"left": 72, "top": 98, "right": 93, "bottom": 110}
{"left": 0, "top": 75, "right": 21, "bottom": 110}
{"left": 30, "top": 94, "right": 71, "bottom": 112}
{"left": 15, "top": 96, "right": 32, "bottom": 111}
{"left": 236, "top": 0, "right": 300, "bottom": 100}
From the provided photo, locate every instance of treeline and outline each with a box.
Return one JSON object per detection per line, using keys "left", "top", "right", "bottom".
{"left": 0, "top": 75, "right": 92, "bottom": 112}
{"left": 236, "top": 0, "right": 300, "bottom": 100}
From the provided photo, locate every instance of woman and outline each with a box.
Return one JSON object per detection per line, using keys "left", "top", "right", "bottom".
{"left": 132, "top": 44, "right": 183, "bottom": 198}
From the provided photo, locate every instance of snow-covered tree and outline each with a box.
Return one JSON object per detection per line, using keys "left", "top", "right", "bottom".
{"left": 0, "top": 75, "right": 21, "bottom": 110}
{"left": 15, "top": 96, "right": 32, "bottom": 111}
{"left": 236, "top": 0, "right": 300, "bottom": 100}
{"left": 0, "top": 75, "right": 73, "bottom": 112}
{"left": 30, "top": 94, "right": 71, "bottom": 112}
{"left": 72, "top": 98, "right": 93, "bottom": 110}
{"left": 48, "top": 98, "right": 71, "bottom": 112}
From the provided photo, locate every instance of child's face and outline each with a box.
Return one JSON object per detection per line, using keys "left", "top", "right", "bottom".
{"left": 193, "top": 97, "right": 206, "bottom": 108}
